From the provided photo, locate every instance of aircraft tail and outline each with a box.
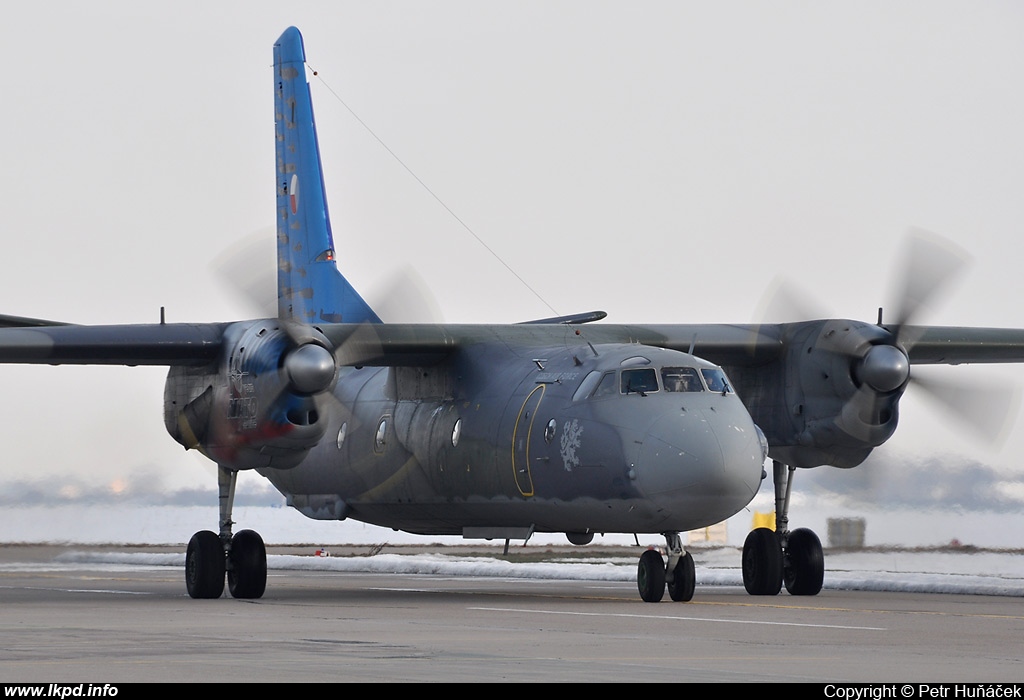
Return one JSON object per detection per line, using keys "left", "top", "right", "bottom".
{"left": 273, "top": 27, "right": 381, "bottom": 324}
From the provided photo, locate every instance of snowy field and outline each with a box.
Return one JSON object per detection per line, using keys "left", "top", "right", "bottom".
{"left": 23, "top": 543, "right": 1021, "bottom": 598}
{"left": 1, "top": 498, "right": 1021, "bottom": 549}
{"left": 2, "top": 503, "right": 1022, "bottom": 597}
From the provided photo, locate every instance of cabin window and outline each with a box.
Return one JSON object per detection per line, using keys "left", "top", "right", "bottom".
{"left": 621, "top": 368, "right": 659, "bottom": 395}
{"left": 662, "top": 367, "right": 704, "bottom": 392}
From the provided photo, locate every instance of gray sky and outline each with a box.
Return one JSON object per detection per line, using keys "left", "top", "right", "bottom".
{"left": 1, "top": 1, "right": 1023, "bottom": 511}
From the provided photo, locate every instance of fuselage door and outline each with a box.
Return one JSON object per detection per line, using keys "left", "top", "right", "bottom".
{"left": 511, "top": 384, "right": 545, "bottom": 496}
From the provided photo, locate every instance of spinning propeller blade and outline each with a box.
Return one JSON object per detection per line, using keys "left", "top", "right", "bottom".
{"left": 758, "top": 229, "right": 1016, "bottom": 444}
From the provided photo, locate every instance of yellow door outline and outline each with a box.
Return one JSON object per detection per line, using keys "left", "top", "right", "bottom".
{"left": 511, "top": 384, "right": 545, "bottom": 497}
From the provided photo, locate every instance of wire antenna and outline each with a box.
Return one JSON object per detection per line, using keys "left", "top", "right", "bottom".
{"left": 309, "top": 66, "right": 560, "bottom": 318}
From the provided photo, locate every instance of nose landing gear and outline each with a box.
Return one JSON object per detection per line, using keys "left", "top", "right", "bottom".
{"left": 636, "top": 532, "right": 696, "bottom": 603}
{"left": 637, "top": 549, "right": 666, "bottom": 602}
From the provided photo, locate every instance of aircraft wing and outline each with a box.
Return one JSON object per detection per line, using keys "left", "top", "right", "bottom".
{"left": 0, "top": 321, "right": 460, "bottom": 368}
{"left": 1, "top": 320, "right": 1024, "bottom": 369}
{"left": 0, "top": 313, "right": 70, "bottom": 328}
{"left": 0, "top": 321, "right": 782, "bottom": 368}
{"left": 898, "top": 326, "right": 1024, "bottom": 364}
{"left": 317, "top": 322, "right": 786, "bottom": 367}
{"left": 621, "top": 323, "right": 1024, "bottom": 367}
{"left": 0, "top": 323, "right": 227, "bottom": 365}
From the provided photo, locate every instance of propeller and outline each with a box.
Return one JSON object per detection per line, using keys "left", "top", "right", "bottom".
{"left": 886, "top": 228, "right": 968, "bottom": 333}
{"left": 860, "top": 229, "right": 968, "bottom": 402}
{"left": 210, "top": 229, "right": 279, "bottom": 320}
{"left": 848, "top": 230, "right": 969, "bottom": 407}
{"left": 210, "top": 234, "right": 443, "bottom": 430}
{"left": 909, "top": 368, "right": 1020, "bottom": 444}
{"left": 212, "top": 230, "right": 444, "bottom": 325}
{"left": 365, "top": 267, "right": 444, "bottom": 325}
{"left": 756, "top": 228, "right": 1018, "bottom": 447}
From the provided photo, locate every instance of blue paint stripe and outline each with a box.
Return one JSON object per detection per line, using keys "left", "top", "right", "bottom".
{"left": 273, "top": 27, "right": 381, "bottom": 324}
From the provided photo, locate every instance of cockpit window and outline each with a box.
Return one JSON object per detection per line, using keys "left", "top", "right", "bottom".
{"left": 701, "top": 368, "right": 734, "bottom": 394}
{"left": 592, "top": 372, "right": 618, "bottom": 399}
{"left": 661, "top": 367, "right": 704, "bottom": 392}
{"left": 621, "top": 368, "right": 659, "bottom": 395}
{"left": 572, "top": 370, "right": 603, "bottom": 402}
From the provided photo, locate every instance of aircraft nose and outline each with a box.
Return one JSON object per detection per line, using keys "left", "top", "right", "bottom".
{"left": 635, "top": 408, "right": 764, "bottom": 526}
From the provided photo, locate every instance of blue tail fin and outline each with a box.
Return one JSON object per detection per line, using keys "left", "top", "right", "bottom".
{"left": 273, "top": 27, "right": 381, "bottom": 324}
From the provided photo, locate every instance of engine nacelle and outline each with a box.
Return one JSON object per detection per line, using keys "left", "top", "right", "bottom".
{"left": 748, "top": 319, "right": 910, "bottom": 469}
{"left": 164, "top": 320, "right": 336, "bottom": 470}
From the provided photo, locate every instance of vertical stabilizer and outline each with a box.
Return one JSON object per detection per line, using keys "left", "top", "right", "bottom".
{"left": 273, "top": 27, "right": 380, "bottom": 324}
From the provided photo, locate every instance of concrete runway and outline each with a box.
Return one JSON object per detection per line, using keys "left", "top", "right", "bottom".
{"left": 1, "top": 546, "right": 1022, "bottom": 683}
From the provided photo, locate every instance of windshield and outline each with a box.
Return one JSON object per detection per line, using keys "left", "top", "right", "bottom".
{"left": 621, "top": 368, "right": 659, "bottom": 395}
{"left": 661, "top": 367, "right": 704, "bottom": 392}
{"left": 701, "top": 368, "right": 734, "bottom": 393}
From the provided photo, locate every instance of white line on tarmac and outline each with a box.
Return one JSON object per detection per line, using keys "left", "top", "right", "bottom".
{"left": 469, "top": 606, "right": 886, "bottom": 630}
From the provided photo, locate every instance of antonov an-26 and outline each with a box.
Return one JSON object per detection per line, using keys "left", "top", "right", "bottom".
{"left": 3, "top": 27, "right": 1023, "bottom": 603}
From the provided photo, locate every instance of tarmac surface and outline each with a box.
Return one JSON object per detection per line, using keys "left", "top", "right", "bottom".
{"left": 1, "top": 544, "right": 1023, "bottom": 683}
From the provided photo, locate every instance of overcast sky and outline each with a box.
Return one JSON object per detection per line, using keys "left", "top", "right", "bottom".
{"left": 1, "top": 2, "right": 1022, "bottom": 520}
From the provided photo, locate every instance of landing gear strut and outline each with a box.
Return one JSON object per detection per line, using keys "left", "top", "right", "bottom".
{"left": 185, "top": 466, "right": 268, "bottom": 600}
{"left": 741, "top": 460, "right": 824, "bottom": 596}
{"left": 636, "top": 532, "right": 695, "bottom": 603}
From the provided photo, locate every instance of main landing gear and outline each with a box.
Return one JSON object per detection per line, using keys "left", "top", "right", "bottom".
{"left": 185, "top": 466, "right": 268, "bottom": 600}
{"left": 636, "top": 532, "right": 695, "bottom": 603}
{"left": 742, "top": 460, "right": 824, "bottom": 596}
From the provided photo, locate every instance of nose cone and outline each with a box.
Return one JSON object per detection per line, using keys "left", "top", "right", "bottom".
{"left": 635, "top": 407, "right": 764, "bottom": 529}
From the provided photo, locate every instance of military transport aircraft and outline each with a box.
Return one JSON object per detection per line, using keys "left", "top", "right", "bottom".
{"left": 2, "top": 26, "right": 1024, "bottom": 603}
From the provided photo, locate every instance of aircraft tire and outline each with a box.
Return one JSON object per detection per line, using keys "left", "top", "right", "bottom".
{"left": 228, "top": 529, "right": 267, "bottom": 599}
{"left": 667, "top": 551, "right": 695, "bottom": 602}
{"left": 742, "top": 527, "right": 783, "bottom": 596}
{"left": 783, "top": 527, "right": 824, "bottom": 596}
{"left": 637, "top": 549, "right": 666, "bottom": 603}
{"left": 186, "top": 530, "right": 225, "bottom": 599}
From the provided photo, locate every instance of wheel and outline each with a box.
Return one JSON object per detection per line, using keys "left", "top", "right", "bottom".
{"left": 186, "top": 530, "right": 225, "bottom": 599}
{"left": 637, "top": 549, "right": 666, "bottom": 602}
{"left": 784, "top": 527, "right": 824, "bottom": 596}
{"left": 228, "top": 529, "right": 267, "bottom": 599}
{"left": 742, "top": 527, "right": 783, "bottom": 596}
{"left": 667, "top": 551, "right": 695, "bottom": 602}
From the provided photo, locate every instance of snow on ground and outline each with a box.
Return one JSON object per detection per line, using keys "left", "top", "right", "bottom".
{"left": 12, "top": 547, "right": 1019, "bottom": 597}
{"left": 2, "top": 504, "right": 1023, "bottom": 596}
